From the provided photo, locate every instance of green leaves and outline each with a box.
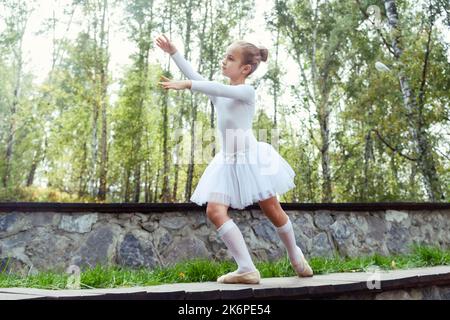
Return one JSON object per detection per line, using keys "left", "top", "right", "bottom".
{"left": 0, "top": 0, "right": 448, "bottom": 202}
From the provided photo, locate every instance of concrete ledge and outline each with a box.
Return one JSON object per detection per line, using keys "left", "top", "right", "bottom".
{"left": 0, "top": 201, "right": 449, "bottom": 213}
{"left": 1, "top": 266, "right": 449, "bottom": 300}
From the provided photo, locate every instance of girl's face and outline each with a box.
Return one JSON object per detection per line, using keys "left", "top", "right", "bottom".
{"left": 221, "top": 45, "right": 251, "bottom": 79}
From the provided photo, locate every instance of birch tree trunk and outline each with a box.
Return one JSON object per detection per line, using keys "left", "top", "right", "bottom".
{"left": 274, "top": 0, "right": 338, "bottom": 202}
{"left": 384, "top": 0, "right": 443, "bottom": 201}
{"left": 129, "top": 1, "right": 154, "bottom": 203}
{"left": 185, "top": 0, "right": 208, "bottom": 201}
{"left": 159, "top": 0, "right": 175, "bottom": 202}
{"left": 310, "top": 2, "right": 333, "bottom": 202}
{"left": 273, "top": 0, "right": 281, "bottom": 127}
{"left": 78, "top": 142, "right": 88, "bottom": 198}
{"left": 97, "top": 0, "right": 110, "bottom": 201}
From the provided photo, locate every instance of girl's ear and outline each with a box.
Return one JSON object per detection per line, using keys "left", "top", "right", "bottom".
{"left": 242, "top": 64, "right": 251, "bottom": 75}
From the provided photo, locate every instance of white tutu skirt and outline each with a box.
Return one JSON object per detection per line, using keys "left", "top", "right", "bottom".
{"left": 190, "top": 141, "right": 296, "bottom": 209}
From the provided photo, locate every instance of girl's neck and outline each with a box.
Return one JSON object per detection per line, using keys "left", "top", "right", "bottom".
{"left": 229, "top": 79, "right": 245, "bottom": 86}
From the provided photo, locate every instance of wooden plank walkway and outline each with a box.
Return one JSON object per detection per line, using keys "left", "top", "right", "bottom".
{"left": 1, "top": 266, "right": 450, "bottom": 300}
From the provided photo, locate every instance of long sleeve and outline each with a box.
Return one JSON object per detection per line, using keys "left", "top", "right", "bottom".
{"left": 170, "top": 50, "right": 217, "bottom": 104}
{"left": 190, "top": 80, "right": 255, "bottom": 105}
{"left": 170, "top": 50, "right": 206, "bottom": 81}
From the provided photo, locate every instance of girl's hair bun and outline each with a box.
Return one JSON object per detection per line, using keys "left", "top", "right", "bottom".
{"left": 259, "top": 46, "right": 268, "bottom": 62}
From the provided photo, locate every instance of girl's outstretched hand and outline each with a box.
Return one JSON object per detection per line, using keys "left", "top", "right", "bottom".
{"left": 155, "top": 34, "right": 177, "bottom": 55}
{"left": 158, "top": 75, "right": 191, "bottom": 91}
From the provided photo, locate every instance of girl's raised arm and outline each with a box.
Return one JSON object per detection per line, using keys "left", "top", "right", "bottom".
{"left": 170, "top": 51, "right": 208, "bottom": 81}
{"left": 156, "top": 34, "right": 217, "bottom": 104}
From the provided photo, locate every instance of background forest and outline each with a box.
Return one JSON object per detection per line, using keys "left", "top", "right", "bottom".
{"left": 0, "top": 0, "right": 449, "bottom": 204}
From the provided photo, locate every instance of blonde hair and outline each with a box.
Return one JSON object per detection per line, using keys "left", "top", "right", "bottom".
{"left": 232, "top": 40, "right": 268, "bottom": 77}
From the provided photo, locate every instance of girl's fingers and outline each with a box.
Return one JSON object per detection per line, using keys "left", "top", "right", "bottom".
{"left": 160, "top": 75, "right": 171, "bottom": 82}
{"left": 158, "top": 81, "right": 170, "bottom": 89}
{"left": 156, "top": 39, "right": 168, "bottom": 50}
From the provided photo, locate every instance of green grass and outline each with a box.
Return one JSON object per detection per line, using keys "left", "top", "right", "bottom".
{"left": 1, "top": 244, "right": 449, "bottom": 290}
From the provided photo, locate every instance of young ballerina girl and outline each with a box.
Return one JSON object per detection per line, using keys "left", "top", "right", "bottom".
{"left": 155, "top": 34, "right": 313, "bottom": 284}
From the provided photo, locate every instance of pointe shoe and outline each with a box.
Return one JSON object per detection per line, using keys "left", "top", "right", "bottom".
{"left": 217, "top": 269, "right": 261, "bottom": 284}
{"left": 292, "top": 247, "right": 314, "bottom": 277}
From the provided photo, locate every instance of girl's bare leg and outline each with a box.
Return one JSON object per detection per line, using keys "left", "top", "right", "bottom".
{"left": 206, "top": 202, "right": 231, "bottom": 228}
{"left": 258, "top": 195, "right": 289, "bottom": 227}
{"left": 206, "top": 202, "right": 257, "bottom": 275}
{"left": 258, "top": 196, "right": 313, "bottom": 277}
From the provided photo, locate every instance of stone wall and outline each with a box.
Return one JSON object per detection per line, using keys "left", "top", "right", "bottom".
{"left": 1, "top": 206, "right": 449, "bottom": 275}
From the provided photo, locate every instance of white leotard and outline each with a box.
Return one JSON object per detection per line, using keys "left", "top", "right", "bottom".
{"left": 170, "top": 51, "right": 296, "bottom": 208}
{"left": 170, "top": 50, "right": 258, "bottom": 155}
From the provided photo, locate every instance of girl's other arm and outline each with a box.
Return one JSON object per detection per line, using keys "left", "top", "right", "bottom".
{"left": 171, "top": 51, "right": 217, "bottom": 104}
{"left": 190, "top": 80, "right": 254, "bottom": 105}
